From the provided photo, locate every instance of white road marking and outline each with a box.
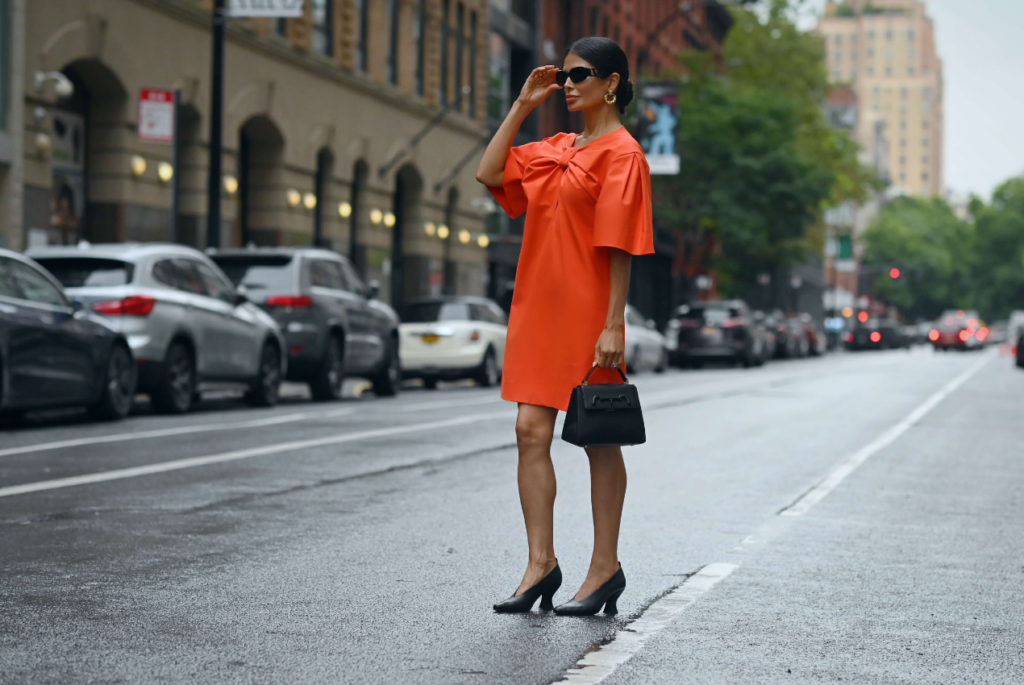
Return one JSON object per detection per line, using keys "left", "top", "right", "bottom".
{"left": 0, "top": 410, "right": 515, "bottom": 499}
{"left": 394, "top": 395, "right": 506, "bottom": 412}
{"left": 779, "top": 352, "right": 991, "bottom": 517}
{"left": 557, "top": 563, "right": 738, "bottom": 685}
{"left": 0, "top": 408, "right": 356, "bottom": 460}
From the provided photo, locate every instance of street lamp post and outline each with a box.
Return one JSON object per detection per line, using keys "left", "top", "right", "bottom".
{"left": 206, "top": 0, "right": 226, "bottom": 249}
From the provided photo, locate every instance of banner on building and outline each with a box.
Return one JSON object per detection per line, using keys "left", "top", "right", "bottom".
{"left": 635, "top": 82, "right": 680, "bottom": 175}
{"left": 138, "top": 89, "right": 175, "bottom": 144}
{"left": 229, "top": 0, "right": 304, "bottom": 17}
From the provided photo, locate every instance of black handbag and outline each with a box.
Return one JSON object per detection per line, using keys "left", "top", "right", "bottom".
{"left": 561, "top": 366, "right": 646, "bottom": 448}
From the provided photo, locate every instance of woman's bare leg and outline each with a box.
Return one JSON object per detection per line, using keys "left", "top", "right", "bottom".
{"left": 574, "top": 445, "right": 627, "bottom": 599}
{"left": 514, "top": 403, "right": 559, "bottom": 595}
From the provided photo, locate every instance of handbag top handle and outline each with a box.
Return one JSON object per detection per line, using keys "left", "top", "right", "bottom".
{"left": 581, "top": 364, "right": 629, "bottom": 386}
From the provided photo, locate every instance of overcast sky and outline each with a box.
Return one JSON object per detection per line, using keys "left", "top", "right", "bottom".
{"left": 792, "top": 0, "right": 1024, "bottom": 200}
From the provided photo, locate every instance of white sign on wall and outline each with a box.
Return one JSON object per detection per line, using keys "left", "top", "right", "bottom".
{"left": 229, "top": 0, "right": 304, "bottom": 17}
{"left": 138, "top": 89, "right": 175, "bottom": 144}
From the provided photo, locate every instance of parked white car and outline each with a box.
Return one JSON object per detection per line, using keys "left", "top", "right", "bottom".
{"left": 624, "top": 304, "right": 668, "bottom": 373}
{"left": 399, "top": 297, "right": 506, "bottom": 389}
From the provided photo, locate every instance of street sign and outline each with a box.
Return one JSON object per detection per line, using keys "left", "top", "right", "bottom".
{"left": 228, "top": 0, "right": 303, "bottom": 17}
{"left": 635, "top": 82, "right": 680, "bottom": 175}
{"left": 137, "top": 89, "right": 175, "bottom": 144}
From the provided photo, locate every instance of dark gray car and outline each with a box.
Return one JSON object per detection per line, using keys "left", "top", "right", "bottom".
{"left": 210, "top": 248, "right": 401, "bottom": 400}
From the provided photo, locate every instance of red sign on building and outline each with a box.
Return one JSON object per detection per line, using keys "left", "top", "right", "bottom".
{"left": 138, "top": 88, "right": 175, "bottom": 144}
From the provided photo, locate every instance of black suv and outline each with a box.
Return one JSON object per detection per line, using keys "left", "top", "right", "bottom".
{"left": 210, "top": 248, "right": 400, "bottom": 400}
{"left": 666, "top": 300, "right": 760, "bottom": 368}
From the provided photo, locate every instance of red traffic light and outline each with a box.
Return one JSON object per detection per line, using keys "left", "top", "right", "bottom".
{"left": 890, "top": 268, "right": 901, "bottom": 279}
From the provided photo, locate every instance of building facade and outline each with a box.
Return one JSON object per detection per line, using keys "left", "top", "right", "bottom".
{"left": 818, "top": 0, "right": 944, "bottom": 197}
{"left": 11, "top": 0, "right": 493, "bottom": 309}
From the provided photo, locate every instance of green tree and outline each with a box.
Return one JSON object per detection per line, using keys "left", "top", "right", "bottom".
{"left": 971, "top": 178, "right": 1024, "bottom": 320}
{"left": 650, "top": 0, "right": 878, "bottom": 294}
{"left": 860, "top": 196, "right": 974, "bottom": 320}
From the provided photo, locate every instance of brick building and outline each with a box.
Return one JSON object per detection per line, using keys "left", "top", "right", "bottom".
{"left": 6, "top": 0, "right": 494, "bottom": 308}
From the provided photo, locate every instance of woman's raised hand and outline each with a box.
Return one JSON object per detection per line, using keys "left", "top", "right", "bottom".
{"left": 517, "top": 66, "right": 561, "bottom": 109}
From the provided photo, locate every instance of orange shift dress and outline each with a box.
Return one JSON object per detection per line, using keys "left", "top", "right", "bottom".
{"left": 487, "top": 127, "right": 655, "bottom": 412}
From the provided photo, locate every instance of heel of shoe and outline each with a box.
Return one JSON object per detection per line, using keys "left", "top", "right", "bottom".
{"left": 539, "top": 593, "right": 555, "bottom": 611}
{"left": 603, "top": 590, "right": 624, "bottom": 615}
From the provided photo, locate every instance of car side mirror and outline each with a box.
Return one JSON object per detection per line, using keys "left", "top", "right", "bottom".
{"left": 234, "top": 284, "right": 250, "bottom": 306}
{"left": 70, "top": 299, "right": 85, "bottom": 313}
{"left": 366, "top": 279, "right": 380, "bottom": 300}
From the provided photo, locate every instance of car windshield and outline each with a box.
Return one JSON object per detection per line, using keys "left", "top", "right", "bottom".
{"left": 937, "top": 317, "right": 965, "bottom": 331}
{"left": 679, "top": 306, "right": 738, "bottom": 325}
{"left": 33, "top": 257, "right": 135, "bottom": 287}
{"left": 403, "top": 302, "right": 471, "bottom": 322}
{"left": 210, "top": 255, "right": 293, "bottom": 290}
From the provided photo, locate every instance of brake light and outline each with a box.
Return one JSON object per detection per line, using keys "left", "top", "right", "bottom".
{"left": 977, "top": 327, "right": 989, "bottom": 341}
{"left": 93, "top": 295, "right": 156, "bottom": 316}
{"left": 958, "top": 330, "right": 969, "bottom": 342}
{"left": 721, "top": 318, "right": 743, "bottom": 328}
{"left": 845, "top": 332, "right": 854, "bottom": 343}
{"left": 870, "top": 331, "right": 881, "bottom": 343}
{"left": 265, "top": 295, "right": 313, "bottom": 308}
{"left": 678, "top": 319, "right": 699, "bottom": 327}
{"left": 470, "top": 330, "right": 480, "bottom": 341}
{"left": 928, "top": 329, "right": 939, "bottom": 341}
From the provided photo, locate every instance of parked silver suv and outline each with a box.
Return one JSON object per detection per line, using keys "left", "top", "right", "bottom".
{"left": 29, "top": 243, "right": 286, "bottom": 414}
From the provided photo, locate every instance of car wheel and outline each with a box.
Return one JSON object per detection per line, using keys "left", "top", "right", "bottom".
{"left": 691, "top": 359, "right": 704, "bottom": 369}
{"left": 153, "top": 342, "right": 195, "bottom": 414}
{"left": 310, "top": 334, "right": 345, "bottom": 402}
{"left": 246, "top": 341, "right": 282, "bottom": 407}
{"left": 627, "top": 345, "right": 640, "bottom": 372}
{"left": 654, "top": 348, "right": 668, "bottom": 374}
{"left": 372, "top": 336, "right": 401, "bottom": 397}
{"left": 89, "top": 343, "right": 137, "bottom": 421}
{"left": 1016, "top": 338, "right": 1024, "bottom": 369}
{"left": 422, "top": 377, "right": 438, "bottom": 390}
{"left": 475, "top": 347, "right": 500, "bottom": 387}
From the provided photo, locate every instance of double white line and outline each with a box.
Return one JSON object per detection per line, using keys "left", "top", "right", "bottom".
{"left": 0, "top": 410, "right": 514, "bottom": 499}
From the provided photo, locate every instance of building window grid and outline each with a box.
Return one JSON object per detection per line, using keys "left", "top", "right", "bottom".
{"left": 312, "top": 0, "right": 333, "bottom": 57}
{"left": 386, "top": 0, "right": 399, "bottom": 85}
{"left": 440, "top": 0, "right": 450, "bottom": 106}
{"left": 414, "top": 0, "right": 426, "bottom": 96}
{"left": 454, "top": 3, "right": 465, "bottom": 111}
{"left": 356, "top": 0, "right": 368, "bottom": 72}
{"left": 467, "top": 11, "right": 477, "bottom": 118}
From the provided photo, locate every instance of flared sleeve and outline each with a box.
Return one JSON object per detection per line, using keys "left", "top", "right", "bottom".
{"left": 592, "top": 152, "right": 655, "bottom": 256}
{"left": 486, "top": 141, "right": 542, "bottom": 219}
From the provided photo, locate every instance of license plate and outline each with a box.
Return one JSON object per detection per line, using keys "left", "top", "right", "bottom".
{"left": 701, "top": 326, "right": 720, "bottom": 337}
{"left": 421, "top": 334, "right": 440, "bottom": 343}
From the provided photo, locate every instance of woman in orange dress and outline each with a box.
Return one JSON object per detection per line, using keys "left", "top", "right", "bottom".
{"left": 476, "top": 38, "right": 654, "bottom": 616}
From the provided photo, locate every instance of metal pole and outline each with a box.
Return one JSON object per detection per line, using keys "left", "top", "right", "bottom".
{"left": 169, "top": 89, "right": 181, "bottom": 243}
{"left": 206, "top": 0, "right": 225, "bottom": 249}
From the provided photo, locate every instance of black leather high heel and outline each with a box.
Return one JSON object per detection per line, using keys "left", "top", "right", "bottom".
{"left": 493, "top": 563, "right": 562, "bottom": 613}
{"left": 554, "top": 565, "right": 625, "bottom": 616}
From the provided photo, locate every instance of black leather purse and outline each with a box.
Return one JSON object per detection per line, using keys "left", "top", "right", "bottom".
{"left": 561, "top": 366, "right": 646, "bottom": 448}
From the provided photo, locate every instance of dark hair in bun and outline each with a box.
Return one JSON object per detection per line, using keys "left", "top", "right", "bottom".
{"left": 564, "top": 37, "right": 634, "bottom": 114}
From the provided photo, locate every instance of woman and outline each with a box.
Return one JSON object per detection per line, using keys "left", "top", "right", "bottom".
{"left": 475, "top": 37, "right": 654, "bottom": 616}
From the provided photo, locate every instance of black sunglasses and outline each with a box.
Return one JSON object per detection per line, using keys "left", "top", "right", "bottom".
{"left": 555, "top": 67, "right": 603, "bottom": 87}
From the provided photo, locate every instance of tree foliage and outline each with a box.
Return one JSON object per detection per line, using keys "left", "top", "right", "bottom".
{"left": 860, "top": 177, "right": 1024, "bottom": 322}
{"left": 650, "top": 0, "right": 878, "bottom": 294}
{"left": 970, "top": 178, "right": 1024, "bottom": 319}
{"left": 860, "top": 197, "right": 973, "bottom": 320}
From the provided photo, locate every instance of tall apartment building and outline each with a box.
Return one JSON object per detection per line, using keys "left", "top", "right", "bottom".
{"left": 817, "top": 0, "right": 944, "bottom": 197}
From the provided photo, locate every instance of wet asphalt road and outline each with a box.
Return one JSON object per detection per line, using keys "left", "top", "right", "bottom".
{"left": 1, "top": 347, "right": 1021, "bottom": 684}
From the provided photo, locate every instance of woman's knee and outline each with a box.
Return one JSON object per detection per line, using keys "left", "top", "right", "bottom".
{"left": 516, "top": 415, "right": 553, "bottom": 451}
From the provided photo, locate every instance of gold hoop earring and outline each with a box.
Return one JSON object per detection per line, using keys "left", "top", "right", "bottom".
{"left": 604, "top": 91, "right": 617, "bottom": 105}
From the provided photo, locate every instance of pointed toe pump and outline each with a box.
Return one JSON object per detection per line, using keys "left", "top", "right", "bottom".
{"left": 554, "top": 565, "right": 626, "bottom": 617}
{"left": 493, "top": 563, "right": 562, "bottom": 613}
